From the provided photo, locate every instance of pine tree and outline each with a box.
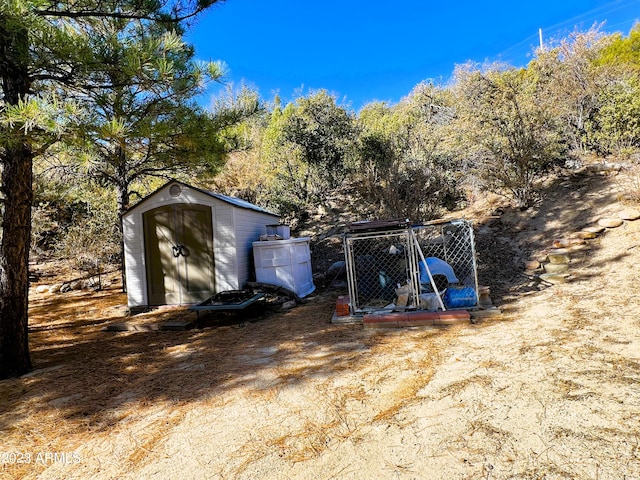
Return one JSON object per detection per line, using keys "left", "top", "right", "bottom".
{"left": 0, "top": 0, "right": 222, "bottom": 379}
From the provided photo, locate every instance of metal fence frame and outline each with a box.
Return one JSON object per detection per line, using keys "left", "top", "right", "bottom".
{"left": 343, "top": 220, "right": 478, "bottom": 315}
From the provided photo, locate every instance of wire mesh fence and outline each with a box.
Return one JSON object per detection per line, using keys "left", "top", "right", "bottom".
{"left": 343, "top": 220, "right": 478, "bottom": 315}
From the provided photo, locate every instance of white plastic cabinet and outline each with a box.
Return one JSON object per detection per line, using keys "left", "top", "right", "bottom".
{"left": 252, "top": 237, "right": 315, "bottom": 297}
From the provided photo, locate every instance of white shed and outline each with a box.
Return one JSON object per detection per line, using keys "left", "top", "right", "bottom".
{"left": 122, "top": 180, "right": 280, "bottom": 309}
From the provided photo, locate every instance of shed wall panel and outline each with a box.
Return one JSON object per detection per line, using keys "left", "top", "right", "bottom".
{"left": 233, "top": 210, "right": 278, "bottom": 287}
{"left": 212, "top": 203, "right": 239, "bottom": 291}
{"left": 123, "top": 211, "right": 147, "bottom": 307}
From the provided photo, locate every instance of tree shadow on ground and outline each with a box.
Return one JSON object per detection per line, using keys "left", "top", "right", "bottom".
{"left": 1, "top": 286, "right": 445, "bottom": 441}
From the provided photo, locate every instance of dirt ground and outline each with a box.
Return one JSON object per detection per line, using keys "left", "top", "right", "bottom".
{"left": 2, "top": 167, "right": 640, "bottom": 479}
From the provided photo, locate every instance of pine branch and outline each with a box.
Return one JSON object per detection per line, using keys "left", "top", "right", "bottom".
{"left": 34, "top": 1, "right": 223, "bottom": 24}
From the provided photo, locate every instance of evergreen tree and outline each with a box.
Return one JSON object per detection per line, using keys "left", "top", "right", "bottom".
{"left": 452, "top": 64, "right": 565, "bottom": 208}
{"left": 64, "top": 17, "right": 227, "bottom": 281}
{"left": 0, "top": 0, "right": 222, "bottom": 379}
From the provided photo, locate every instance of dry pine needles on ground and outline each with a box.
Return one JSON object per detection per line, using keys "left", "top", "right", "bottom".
{"left": 2, "top": 169, "right": 640, "bottom": 479}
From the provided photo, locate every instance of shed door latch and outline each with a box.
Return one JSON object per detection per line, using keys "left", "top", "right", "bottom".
{"left": 172, "top": 245, "right": 187, "bottom": 258}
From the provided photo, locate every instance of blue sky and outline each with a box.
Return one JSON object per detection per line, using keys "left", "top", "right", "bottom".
{"left": 187, "top": 0, "right": 640, "bottom": 111}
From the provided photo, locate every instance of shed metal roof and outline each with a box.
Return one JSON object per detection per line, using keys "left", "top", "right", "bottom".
{"left": 125, "top": 180, "right": 279, "bottom": 217}
{"left": 206, "top": 191, "right": 277, "bottom": 216}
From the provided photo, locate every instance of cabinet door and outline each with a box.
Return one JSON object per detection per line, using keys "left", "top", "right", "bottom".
{"left": 143, "top": 205, "right": 181, "bottom": 305}
{"left": 143, "top": 204, "right": 214, "bottom": 305}
{"left": 177, "top": 204, "right": 215, "bottom": 304}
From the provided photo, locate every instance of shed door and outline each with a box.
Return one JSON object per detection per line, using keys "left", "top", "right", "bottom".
{"left": 143, "top": 204, "right": 214, "bottom": 305}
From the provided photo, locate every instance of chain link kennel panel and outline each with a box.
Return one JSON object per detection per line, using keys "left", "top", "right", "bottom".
{"left": 343, "top": 220, "right": 478, "bottom": 314}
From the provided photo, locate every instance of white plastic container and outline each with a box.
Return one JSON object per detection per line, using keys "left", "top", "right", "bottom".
{"left": 253, "top": 237, "right": 315, "bottom": 297}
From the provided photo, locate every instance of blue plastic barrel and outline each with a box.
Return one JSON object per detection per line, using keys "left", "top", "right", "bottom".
{"left": 443, "top": 287, "right": 476, "bottom": 308}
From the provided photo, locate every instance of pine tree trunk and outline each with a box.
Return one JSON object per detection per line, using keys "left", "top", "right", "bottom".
{"left": 0, "top": 22, "right": 34, "bottom": 379}
{"left": 0, "top": 143, "right": 34, "bottom": 378}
